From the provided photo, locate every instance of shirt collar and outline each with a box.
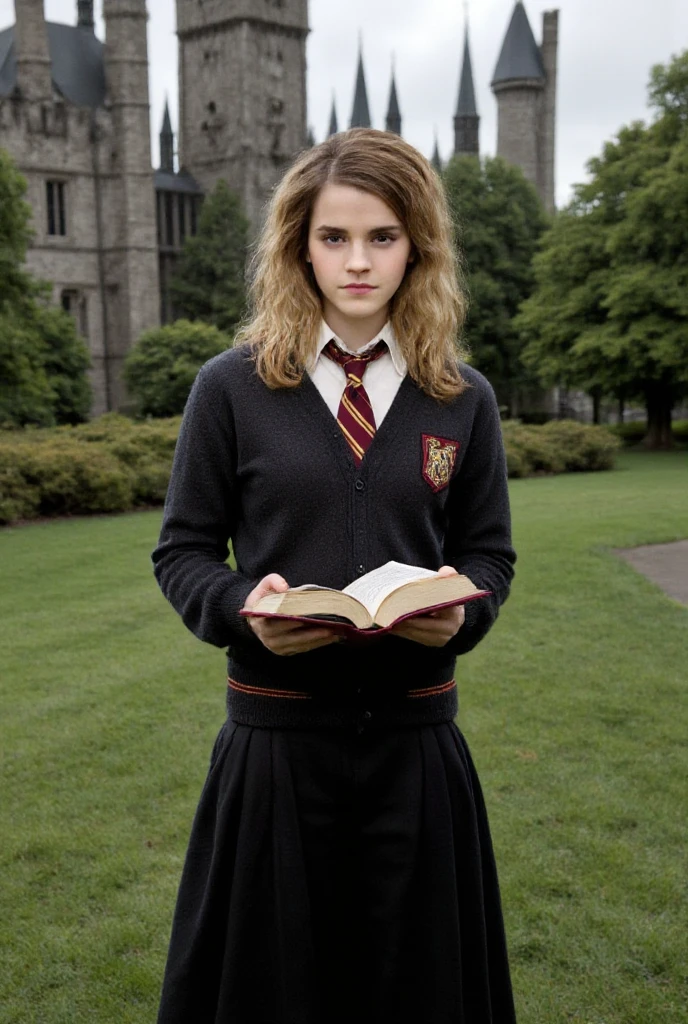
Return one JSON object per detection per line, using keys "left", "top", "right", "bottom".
{"left": 313, "top": 319, "right": 406, "bottom": 376}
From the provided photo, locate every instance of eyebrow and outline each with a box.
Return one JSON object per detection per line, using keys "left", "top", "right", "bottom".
{"left": 315, "top": 224, "right": 402, "bottom": 234}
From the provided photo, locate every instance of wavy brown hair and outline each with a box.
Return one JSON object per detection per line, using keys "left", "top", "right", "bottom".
{"left": 235, "top": 128, "right": 468, "bottom": 399}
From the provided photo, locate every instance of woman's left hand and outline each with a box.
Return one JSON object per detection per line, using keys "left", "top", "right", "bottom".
{"left": 388, "top": 565, "right": 466, "bottom": 647}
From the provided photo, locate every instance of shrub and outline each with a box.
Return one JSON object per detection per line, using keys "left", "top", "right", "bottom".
{"left": 540, "top": 420, "right": 621, "bottom": 471}
{"left": 123, "top": 321, "right": 231, "bottom": 417}
{"left": 501, "top": 421, "right": 566, "bottom": 475}
{"left": 501, "top": 419, "right": 620, "bottom": 476}
{"left": 0, "top": 439, "right": 132, "bottom": 524}
{"left": 0, "top": 413, "right": 623, "bottom": 527}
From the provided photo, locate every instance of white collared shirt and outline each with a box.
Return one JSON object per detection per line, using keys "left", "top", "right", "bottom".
{"left": 308, "top": 319, "right": 407, "bottom": 427}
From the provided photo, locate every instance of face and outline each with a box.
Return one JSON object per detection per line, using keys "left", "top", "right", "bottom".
{"left": 306, "top": 183, "right": 413, "bottom": 344}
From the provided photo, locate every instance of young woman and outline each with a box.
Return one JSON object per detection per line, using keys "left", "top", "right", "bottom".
{"left": 153, "top": 128, "right": 517, "bottom": 1024}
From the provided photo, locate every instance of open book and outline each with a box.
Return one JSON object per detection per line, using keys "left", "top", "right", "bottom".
{"left": 240, "top": 561, "right": 490, "bottom": 634}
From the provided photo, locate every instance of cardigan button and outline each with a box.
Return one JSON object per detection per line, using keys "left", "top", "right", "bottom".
{"left": 355, "top": 480, "right": 364, "bottom": 492}
{"left": 356, "top": 564, "right": 365, "bottom": 575}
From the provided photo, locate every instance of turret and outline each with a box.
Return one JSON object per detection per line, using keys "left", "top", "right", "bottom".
{"left": 385, "top": 60, "right": 402, "bottom": 136}
{"left": 349, "top": 43, "right": 371, "bottom": 128}
{"left": 328, "top": 95, "right": 339, "bottom": 137}
{"left": 160, "top": 100, "right": 174, "bottom": 173}
{"left": 13, "top": 0, "right": 52, "bottom": 101}
{"left": 491, "top": 2, "right": 546, "bottom": 194}
{"left": 431, "top": 132, "right": 443, "bottom": 175}
{"left": 454, "top": 26, "right": 479, "bottom": 156}
{"left": 103, "top": 0, "right": 160, "bottom": 406}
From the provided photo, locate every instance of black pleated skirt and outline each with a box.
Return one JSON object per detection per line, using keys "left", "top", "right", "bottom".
{"left": 157, "top": 719, "right": 516, "bottom": 1024}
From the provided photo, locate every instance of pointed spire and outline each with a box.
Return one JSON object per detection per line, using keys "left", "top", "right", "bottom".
{"left": 431, "top": 131, "right": 443, "bottom": 175}
{"left": 456, "top": 26, "right": 477, "bottom": 117}
{"left": 454, "top": 18, "right": 480, "bottom": 156}
{"left": 160, "top": 100, "right": 174, "bottom": 173}
{"left": 307, "top": 125, "right": 316, "bottom": 148}
{"left": 385, "top": 57, "right": 402, "bottom": 136}
{"left": 328, "top": 95, "right": 339, "bottom": 137}
{"left": 77, "top": 1, "right": 95, "bottom": 29}
{"left": 492, "top": 2, "right": 545, "bottom": 85}
{"left": 349, "top": 39, "right": 371, "bottom": 129}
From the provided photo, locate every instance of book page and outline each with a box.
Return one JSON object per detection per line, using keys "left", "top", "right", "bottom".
{"left": 342, "top": 561, "right": 438, "bottom": 617}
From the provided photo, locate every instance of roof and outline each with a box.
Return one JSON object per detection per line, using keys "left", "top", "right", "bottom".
{"left": 154, "top": 169, "right": 204, "bottom": 195}
{"left": 0, "top": 21, "right": 106, "bottom": 107}
{"left": 492, "top": 2, "right": 545, "bottom": 85}
{"left": 384, "top": 71, "right": 401, "bottom": 132}
{"left": 161, "top": 100, "right": 173, "bottom": 138}
{"left": 349, "top": 48, "right": 371, "bottom": 129}
{"left": 456, "top": 29, "right": 478, "bottom": 117}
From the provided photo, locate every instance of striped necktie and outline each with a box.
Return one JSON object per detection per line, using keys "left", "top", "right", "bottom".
{"left": 324, "top": 339, "right": 387, "bottom": 464}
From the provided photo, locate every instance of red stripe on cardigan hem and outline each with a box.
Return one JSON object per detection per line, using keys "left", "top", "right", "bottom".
{"left": 228, "top": 676, "right": 456, "bottom": 700}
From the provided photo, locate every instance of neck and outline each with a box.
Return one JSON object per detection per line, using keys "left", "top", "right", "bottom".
{"left": 322, "top": 302, "right": 388, "bottom": 351}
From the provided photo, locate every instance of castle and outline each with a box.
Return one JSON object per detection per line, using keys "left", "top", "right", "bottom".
{"left": 0, "top": 1, "right": 557, "bottom": 415}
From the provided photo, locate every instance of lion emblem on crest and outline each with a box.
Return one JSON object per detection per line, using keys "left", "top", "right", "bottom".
{"left": 421, "top": 434, "right": 459, "bottom": 492}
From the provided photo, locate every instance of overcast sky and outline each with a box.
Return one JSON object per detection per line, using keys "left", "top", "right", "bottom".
{"left": 2, "top": 0, "right": 687, "bottom": 207}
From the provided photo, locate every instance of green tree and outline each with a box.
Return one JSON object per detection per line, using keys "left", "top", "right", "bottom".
{"left": 442, "top": 155, "right": 549, "bottom": 413}
{"left": 0, "top": 148, "right": 92, "bottom": 427}
{"left": 517, "top": 52, "right": 688, "bottom": 448}
{"left": 123, "top": 320, "right": 231, "bottom": 417}
{"left": 0, "top": 148, "right": 34, "bottom": 312}
{"left": 170, "top": 180, "right": 249, "bottom": 332}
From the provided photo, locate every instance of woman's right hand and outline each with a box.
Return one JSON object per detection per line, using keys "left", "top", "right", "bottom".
{"left": 243, "top": 574, "right": 340, "bottom": 656}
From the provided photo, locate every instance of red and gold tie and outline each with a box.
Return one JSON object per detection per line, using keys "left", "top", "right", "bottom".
{"left": 324, "top": 339, "right": 387, "bottom": 464}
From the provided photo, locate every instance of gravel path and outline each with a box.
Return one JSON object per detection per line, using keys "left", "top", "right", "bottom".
{"left": 614, "top": 540, "right": 688, "bottom": 605}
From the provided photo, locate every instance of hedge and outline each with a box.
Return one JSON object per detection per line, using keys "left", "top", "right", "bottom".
{"left": 0, "top": 414, "right": 179, "bottom": 525}
{"left": 0, "top": 415, "right": 620, "bottom": 526}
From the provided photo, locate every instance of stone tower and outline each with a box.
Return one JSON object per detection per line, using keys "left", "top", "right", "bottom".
{"left": 454, "top": 26, "right": 479, "bottom": 156}
{"left": 13, "top": 0, "right": 52, "bottom": 101}
{"left": 103, "top": 0, "right": 160, "bottom": 407}
{"left": 491, "top": 2, "right": 558, "bottom": 213}
{"left": 176, "top": 0, "right": 309, "bottom": 230}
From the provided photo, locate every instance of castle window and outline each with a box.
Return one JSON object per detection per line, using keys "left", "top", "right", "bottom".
{"left": 164, "top": 193, "right": 175, "bottom": 246}
{"left": 178, "top": 196, "right": 186, "bottom": 245}
{"left": 61, "top": 289, "right": 88, "bottom": 337}
{"left": 46, "top": 181, "right": 66, "bottom": 236}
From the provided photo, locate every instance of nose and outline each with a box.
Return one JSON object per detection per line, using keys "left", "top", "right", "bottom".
{"left": 345, "top": 241, "right": 371, "bottom": 274}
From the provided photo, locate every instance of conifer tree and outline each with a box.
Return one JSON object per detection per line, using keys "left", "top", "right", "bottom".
{"left": 170, "top": 180, "right": 250, "bottom": 333}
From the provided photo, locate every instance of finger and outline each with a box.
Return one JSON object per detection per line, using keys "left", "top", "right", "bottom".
{"left": 274, "top": 628, "right": 336, "bottom": 649}
{"left": 287, "top": 635, "right": 340, "bottom": 655}
{"left": 436, "top": 565, "right": 459, "bottom": 578}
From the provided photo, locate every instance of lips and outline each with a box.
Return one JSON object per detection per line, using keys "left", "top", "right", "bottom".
{"left": 344, "top": 285, "right": 376, "bottom": 293}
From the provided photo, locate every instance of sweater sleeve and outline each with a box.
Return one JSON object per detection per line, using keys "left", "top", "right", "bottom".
{"left": 443, "top": 377, "right": 516, "bottom": 656}
{"left": 151, "top": 358, "right": 261, "bottom": 651}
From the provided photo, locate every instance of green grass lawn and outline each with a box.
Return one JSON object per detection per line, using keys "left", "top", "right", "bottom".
{"left": 1, "top": 451, "right": 687, "bottom": 1023}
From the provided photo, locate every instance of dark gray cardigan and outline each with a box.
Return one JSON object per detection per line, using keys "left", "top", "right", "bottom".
{"left": 152, "top": 346, "right": 516, "bottom": 729}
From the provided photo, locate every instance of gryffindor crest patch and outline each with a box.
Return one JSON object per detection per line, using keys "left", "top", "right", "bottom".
{"left": 421, "top": 434, "right": 459, "bottom": 492}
